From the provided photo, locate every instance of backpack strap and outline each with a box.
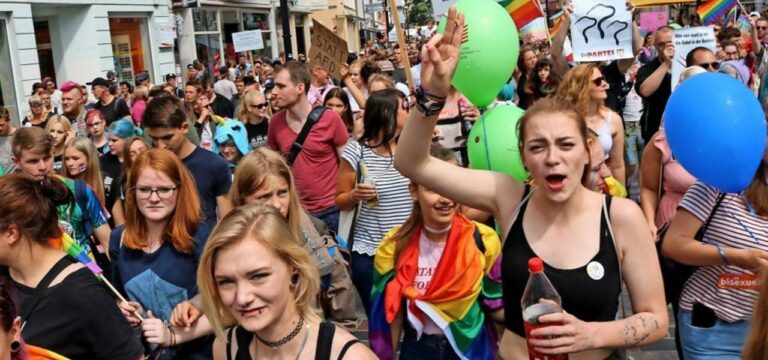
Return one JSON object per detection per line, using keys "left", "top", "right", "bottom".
{"left": 472, "top": 226, "right": 485, "bottom": 254}
{"left": 701, "top": 192, "right": 726, "bottom": 236}
{"left": 314, "top": 321, "right": 335, "bottom": 360}
{"left": 20, "top": 256, "right": 74, "bottom": 328}
{"left": 286, "top": 107, "right": 328, "bottom": 166}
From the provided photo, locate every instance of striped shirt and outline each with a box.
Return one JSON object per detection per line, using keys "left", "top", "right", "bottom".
{"left": 678, "top": 182, "right": 767, "bottom": 322}
{"left": 342, "top": 141, "right": 412, "bottom": 256}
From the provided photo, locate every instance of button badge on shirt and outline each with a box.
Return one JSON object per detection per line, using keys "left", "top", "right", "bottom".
{"left": 587, "top": 261, "right": 605, "bottom": 281}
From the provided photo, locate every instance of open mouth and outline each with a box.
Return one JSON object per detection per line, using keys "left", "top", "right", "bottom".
{"left": 545, "top": 174, "right": 566, "bottom": 191}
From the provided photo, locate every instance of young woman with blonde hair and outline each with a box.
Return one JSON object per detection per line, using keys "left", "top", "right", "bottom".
{"left": 555, "top": 63, "right": 626, "bottom": 185}
{"left": 197, "top": 205, "right": 375, "bottom": 359}
{"left": 62, "top": 137, "right": 107, "bottom": 205}
{"left": 236, "top": 90, "right": 270, "bottom": 150}
{"left": 44, "top": 115, "right": 73, "bottom": 173}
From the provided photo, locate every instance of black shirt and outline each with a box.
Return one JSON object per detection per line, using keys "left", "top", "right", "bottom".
{"left": 210, "top": 92, "right": 235, "bottom": 118}
{"left": 245, "top": 120, "right": 269, "bottom": 149}
{"left": 99, "top": 153, "right": 122, "bottom": 227}
{"left": 635, "top": 57, "right": 672, "bottom": 142}
{"left": 13, "top": 258, "right": 144, "bottom": 360}
{"left": 95, "top": 97, "right": 131, "bottom": 126}
{"left": 602, "top": 61, "right": 632, "bottom": 115}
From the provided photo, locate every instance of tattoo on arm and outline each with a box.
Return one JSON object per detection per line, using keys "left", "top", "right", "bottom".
{"left": 620, "top": 315, "right": 660, "bottom": 346}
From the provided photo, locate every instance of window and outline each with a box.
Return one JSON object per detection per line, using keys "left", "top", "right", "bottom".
{"left": 0, "top": 19, "right": 18, "bottom": 125}
{"left": 242, "top": 12, "right": 272, "bottom": 59}
{"left": 109, "top": 17, "right": 153, "bottom": 84}
{"left": 193, "top": 9, "right": 218, "bottom": 32}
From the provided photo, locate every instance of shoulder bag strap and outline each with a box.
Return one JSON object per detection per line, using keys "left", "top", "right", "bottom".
{"left": 20, "top": 256, "right": 74, "bottom": 326}
{"left": 337, "top": 339, "right": 361, "bottom": 360}
{"left": 701, "top": 192, "right": 726, "bottom": 236}
{"left": 286, "top": 107, "right": 327, "bottom": 166}
{"left": 314, "top": 321, "right": 336, "bottom": 360}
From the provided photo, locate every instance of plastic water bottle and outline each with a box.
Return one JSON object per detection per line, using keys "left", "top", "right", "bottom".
{"left": 521, "top": 257, "right": 568, "bottom": 360}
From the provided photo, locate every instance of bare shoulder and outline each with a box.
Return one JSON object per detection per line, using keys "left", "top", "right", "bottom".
{"left": 330, "top": 325, "right": 378, "bottom": 360}
{"left": 212, "top": 335, "right": 229, "bottom": 360}
{"left": 609, "top": 197, "right": 653, "bottom": 248}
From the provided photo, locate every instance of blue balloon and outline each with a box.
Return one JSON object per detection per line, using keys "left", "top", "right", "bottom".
{"left": 665, "top": 72, "right": 766, "bottom": 193}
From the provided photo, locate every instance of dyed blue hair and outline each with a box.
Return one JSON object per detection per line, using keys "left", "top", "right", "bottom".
{"left": 108, "top": 119, "right": 141, "bottom": 139}
{"left": 497, "top": 83, "right": 516, "bottom": 101}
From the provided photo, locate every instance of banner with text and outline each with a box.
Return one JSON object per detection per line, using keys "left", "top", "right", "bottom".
{"left": 570, "top": 0, "right": 633, "bottom": 62}
{"left": 309, "top": 20, "right": 348, "bottom": 80}
{"left": 232, "top": 30, "right": 264, "bottom": 52}
{"left": 671, "top": 26, "right": 716, "bottom": 89}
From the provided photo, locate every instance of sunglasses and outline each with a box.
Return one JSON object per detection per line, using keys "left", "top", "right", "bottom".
{"left": 698, "top": 62, "right": 721, "bottom": 70}
{"left": 29, "top": 102, "right": 43, "bottom": 107}
{"left": 591, "top": 76, "right": 606, "bottom": 86}
{"left": 248, "top": 102, "right": 269, "bottom": 109}
{"left": 758, "top": 26, "right": 768, "bottom": 30}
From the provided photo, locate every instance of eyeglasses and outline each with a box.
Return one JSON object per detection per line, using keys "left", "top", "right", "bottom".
{"left": 87, "top": 121, "right": 103, "bottom": 128}
{"left": 591, "top": 76, "right": 606, "bottom": 86}
{"left": 132, "top": 186, "right": 178, "bottom": 200}
{"left": 248, "top": 102, "right": 269, "bottom": 109}
{"left": 29, "top": 102, "right": 42, "bottom": 107}
{"left": 698, "top": 62, "right": 721, "bottom": 71}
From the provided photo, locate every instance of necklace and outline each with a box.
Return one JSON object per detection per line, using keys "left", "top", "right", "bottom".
{"left": 254, "top": 323, "right": 311, "bottom": 360}
{"left": 254, "top": 315, "right": 304, "bottom": 349}
{"left": 423, "top": 224, "right": 452, "bottom": 234}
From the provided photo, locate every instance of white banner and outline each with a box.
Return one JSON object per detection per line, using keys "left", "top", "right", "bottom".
{"left": 431, "top": 0, "right": 457, "bottom": 20}
{"left": 232, "top": 30, "right": 264, "bottom": 52}
{"left": 157, "top": 21, "right": 175, "bottom": 48}
{"left": 570, "top": 0, "right": 633, "bottom": 62}
{"left": 671, "top": 26, "right": 716, "bottom": 90}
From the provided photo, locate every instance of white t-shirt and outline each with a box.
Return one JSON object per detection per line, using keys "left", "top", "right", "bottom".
{"left": 411, "top": 231, "right": 447, "bottom": 335}
{"left": 200, "top": 123, "right": 214, "bottom": 151}
{"left": 622, "top": 74, "right": 643, "bottom": 123}
{"left": 213, "top": 79, "right": 238, "bottom": 100}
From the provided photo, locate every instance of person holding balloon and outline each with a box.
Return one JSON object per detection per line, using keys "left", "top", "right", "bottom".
{"left": 661, "top": 70, "right": 768, "bottom": 359}
{"left": 555, "top": 64, "right": 627, "bottom": 186}
{"left": 396, "top": 5, "right": 667, "bottom": 360}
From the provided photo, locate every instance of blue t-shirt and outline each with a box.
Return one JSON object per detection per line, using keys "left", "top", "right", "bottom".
{"left": 182, "top": 146, "right": 232, "bottom": 229}
{"left": 109, "top": 224, "right": 212, "bottom": 359}
{"left": 56, "top": 176, "right": 109, "bottom": 251}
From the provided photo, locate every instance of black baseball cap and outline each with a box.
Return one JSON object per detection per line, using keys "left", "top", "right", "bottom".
{"left": 242, "top": 76, "right": 256, "bottom": 86}
{"left": 87, "top": 77, "right": 110, "bottom": 88}
{"left": 187, "top": 64, "right": 196, "bottom": 69}
{"left": 165, "top": 73, "right": 177, "bottom": 81}
{"left": 135, "top": 71, "right": 149, "bottom": 83}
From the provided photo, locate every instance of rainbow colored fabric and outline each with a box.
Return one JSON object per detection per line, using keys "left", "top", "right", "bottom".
{"left": 51, "top": 232, "right": 102, "bottom": 275}
{"left": 499, "top": 0, "right": 544, "bottom": 31}
{"left": 370, "top": 214, "right": 502, "bottom": 360}
{"left": 698, "top": 0, "right": 738, "bottom": 25}
{"left": 26, "top": 344, "right": 69, "bottom": 359}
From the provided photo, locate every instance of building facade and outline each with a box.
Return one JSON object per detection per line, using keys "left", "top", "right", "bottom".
{"left": 0, "top": 0, "right": 175, "bottom": 124}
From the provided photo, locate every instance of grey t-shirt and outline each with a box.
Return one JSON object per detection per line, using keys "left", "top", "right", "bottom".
{"left": 0, "top": 135, "right": 17, "bottom": 174}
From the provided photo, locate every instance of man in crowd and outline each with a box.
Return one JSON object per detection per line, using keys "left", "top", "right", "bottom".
{"left": 166, "top": 73, "right": 184, "bottom": 98}
{"left": 187, "top": 64, "right": 198, "bottom": 82}
{"left": 89, "top": 77, "right": 131, "bottom": 125}
{"left": 135, "top": 71, "right": 151, "bottom": 88}
{"left": 231, "top": 77, "right": 245, "bottom": 111}
{"left": 267, "top": 62, "right": 348, "bottom": 232}
{"left": 391, "top": 44, "right": 407, "bottom": 84}
{"left": 636, "top": 26, "right": 674, "bottom": 143}
{"left": 720, "top": 40, "right": 742, "bottom": 61}
{"left": 60, "top": 81, "right": 88, "bottom": 137}
{"left": 142, "top": 95, "right": 232, "bottom": 230}
{"left": 308, "top": 66, "right": 333, "bottom": 106}
{"left": 751, "top": 16, "right": 768, "bottom": 54}
{"left": 235, "top": 55, "right": 252, "bottom": 78}
{"left": 213, "top": 66, "right": 238, "bottom": 101}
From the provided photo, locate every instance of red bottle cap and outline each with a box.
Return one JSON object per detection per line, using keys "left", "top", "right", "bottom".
{"left": 528, "top": 257, "right": 544, "bottom": 272}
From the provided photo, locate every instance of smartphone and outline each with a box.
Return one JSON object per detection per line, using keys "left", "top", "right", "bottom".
{"left": 690, "top": 303, "right": 717, "bottom": 328}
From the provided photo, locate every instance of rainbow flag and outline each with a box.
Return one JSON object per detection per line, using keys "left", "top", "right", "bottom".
{"left": 369, "top": 215, "right": 502, "bottom": 360}
{"left": 698, "top": 0, "right": 739, "bottom": 25}
{"left": 499, "top": 0, "right": 545, "bottom": 31}
{"left": 549, "top": 10, "right": 564, "bottom": 39}
{"left": 26, "top": 344, "right": 69, "bottom": 360}
{"left": 56, "top": 232, "right": 103, "bottom": 275}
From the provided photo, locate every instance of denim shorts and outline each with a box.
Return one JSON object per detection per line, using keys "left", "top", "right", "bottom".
{"left": 624, "top": 122, "right": 644, "bottom": 166}
{"left": 678, "top": 309, "right": 750, "bottom": 360}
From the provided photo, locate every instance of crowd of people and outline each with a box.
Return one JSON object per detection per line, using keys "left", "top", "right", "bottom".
{"left": 0, "top": 2, "right": 767, "bottom": 360}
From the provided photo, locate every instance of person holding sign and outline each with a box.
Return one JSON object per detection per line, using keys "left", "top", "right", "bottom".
{"left": 395, "top": 7, "right": 667, "bottom": 360}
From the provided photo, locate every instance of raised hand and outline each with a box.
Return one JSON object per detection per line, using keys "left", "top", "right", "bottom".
{"left": 420, "top": 6, "right": 465, "bottom": 98}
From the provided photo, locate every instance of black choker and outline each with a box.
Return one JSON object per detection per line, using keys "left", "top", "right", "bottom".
{"left": 254, "top": 315, "right": 305, "bottom": 349}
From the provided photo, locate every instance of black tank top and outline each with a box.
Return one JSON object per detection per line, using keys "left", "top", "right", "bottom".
{"left": 226, "top": 322, "right": 360, "bottom": 360}
{"left": 502, "top": 192, "right": 622, "bottom": 335}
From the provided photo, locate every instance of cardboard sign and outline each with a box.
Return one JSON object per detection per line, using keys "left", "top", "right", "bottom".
{"left": 232, "top": 30, "right": 264, "bottom": 52}
{"left": 640, "top": 10, "right": 669, "bottom": 33}
{"left": 309, "top": 20, "right": 348, "bottom": 80}
{"left": 671, "top": 26, "right": 717, "bottom": 89}
{"left": 570, "top": 0, "right": 633, "bottom": 62}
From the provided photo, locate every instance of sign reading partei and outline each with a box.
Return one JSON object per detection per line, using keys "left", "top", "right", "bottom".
{"left": 309, "top": 20, "right": 348, "bottom": 80}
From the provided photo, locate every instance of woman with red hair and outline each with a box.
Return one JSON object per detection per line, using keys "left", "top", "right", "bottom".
{"left": 109, "top": 148, "right": 213, "bottom": 359}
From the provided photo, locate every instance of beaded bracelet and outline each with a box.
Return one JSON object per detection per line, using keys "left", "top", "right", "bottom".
{"left": 167, "top": 326, "right": 177, "bottom": 347}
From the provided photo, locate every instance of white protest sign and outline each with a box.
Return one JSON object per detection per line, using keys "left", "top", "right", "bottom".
{"left": 232, "top": 30, "right": 264, "bottom": 52}
{"left": 431, "top": 0, "right": 457, "bottom": 20}
{"left": 157, "top": 21, "right": 175, "bottom": 48}
{"left": 570, "top": 0, "right": 633, "bottom": 62}
{"left": 671, "top": 26, "right": 716, "bottom": 89}
{"left": 388, "top": 28, "right": 398, "bottom": 42}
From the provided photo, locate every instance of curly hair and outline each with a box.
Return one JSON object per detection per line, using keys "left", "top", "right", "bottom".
{"left": 554, "top": 63, "right": 604, "bottom": 116}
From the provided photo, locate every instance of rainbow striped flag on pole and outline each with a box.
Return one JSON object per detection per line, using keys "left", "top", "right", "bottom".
{"left": 549, "top": 10, "right": 564, "bottom": 38}
{"left": 698, "top": 0, "right": 739, "bottom": 25}
{"left": 498, "top": 0, "right": 545, "bottom": 31}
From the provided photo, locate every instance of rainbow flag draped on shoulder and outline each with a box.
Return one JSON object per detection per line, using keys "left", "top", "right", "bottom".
{"left": 370, "top": 214, "right": 503, "bottom": 360}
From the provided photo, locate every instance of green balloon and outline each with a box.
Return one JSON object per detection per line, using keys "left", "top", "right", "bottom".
{"left": 438, "top": 0, "right": 519, "bottom": 107}
{"left": 467, "top": 105, "right": 528, "bottom": 181}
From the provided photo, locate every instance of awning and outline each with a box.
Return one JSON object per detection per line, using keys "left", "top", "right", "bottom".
{"left": 634, "top": 0, "right": 696, "bottom": 6}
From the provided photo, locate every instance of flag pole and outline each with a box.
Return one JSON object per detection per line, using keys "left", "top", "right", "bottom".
{"left": 99, "top": 275, "right": 145, "bottom": 322}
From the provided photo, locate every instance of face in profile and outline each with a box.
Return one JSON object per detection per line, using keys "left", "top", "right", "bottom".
{"left": 213, "top": 238, "right": 296, "bottom": 333}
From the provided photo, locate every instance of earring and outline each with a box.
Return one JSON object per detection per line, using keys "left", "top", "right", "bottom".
{"left": 290, "top": 273, "right": 299, "bottom": 286}
{"left": 10, "top": 340, "right": 20, "bottom": 353}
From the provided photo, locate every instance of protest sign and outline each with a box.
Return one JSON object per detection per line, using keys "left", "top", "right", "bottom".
{"left": 635, "top": 0, "right": 693, "bottom": 5}
{"left": 520, "top": 17, "right": 549, "bottom": 43}
{"left": 309, "top": 20, "right": 348, "bottom": 80}
{"left": 157, "top": 21, "right": 175, "bottom": 48}
{"left": 570, "top": 0, "right": 633, "bottom": 62}
{"left": 431, "top": 0, "right": 457, "bottom": 20}
{"left": 232, "top": 30, "right": 264, "bottom": 52}
{"left": 671, "top": 26, "right": 716, "bottom": 89}
{"left": 640, "top": 9, "right": 669, "bottom": 33}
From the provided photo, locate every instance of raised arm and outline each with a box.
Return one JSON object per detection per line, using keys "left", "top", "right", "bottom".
{"left": 394, "top": 7, "right": 523, "bottom": 220}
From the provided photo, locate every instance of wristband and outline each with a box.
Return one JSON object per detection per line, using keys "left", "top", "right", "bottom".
{"left": 415, "top": 86, "right": 446, "bottom": 116}
{"left": 715, "top": 244, "right": 730, "bottom": 266}
{"left": 167, "top": 325, "right": 176, "bottom": 347}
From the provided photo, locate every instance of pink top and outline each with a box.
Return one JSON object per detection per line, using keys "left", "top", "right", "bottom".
{"left": 654, "top": 130, "right": 697, "bottom": 228}
{"left": 131, "top": 99, "right": 146, "bottom": 125}
{"left": 267, "top": 109, "right": 349, "bottom": 212}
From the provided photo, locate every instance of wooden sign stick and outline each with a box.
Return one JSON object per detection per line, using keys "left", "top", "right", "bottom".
{"left": 386, "top": 0, "right": 415, "bottom": 90}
